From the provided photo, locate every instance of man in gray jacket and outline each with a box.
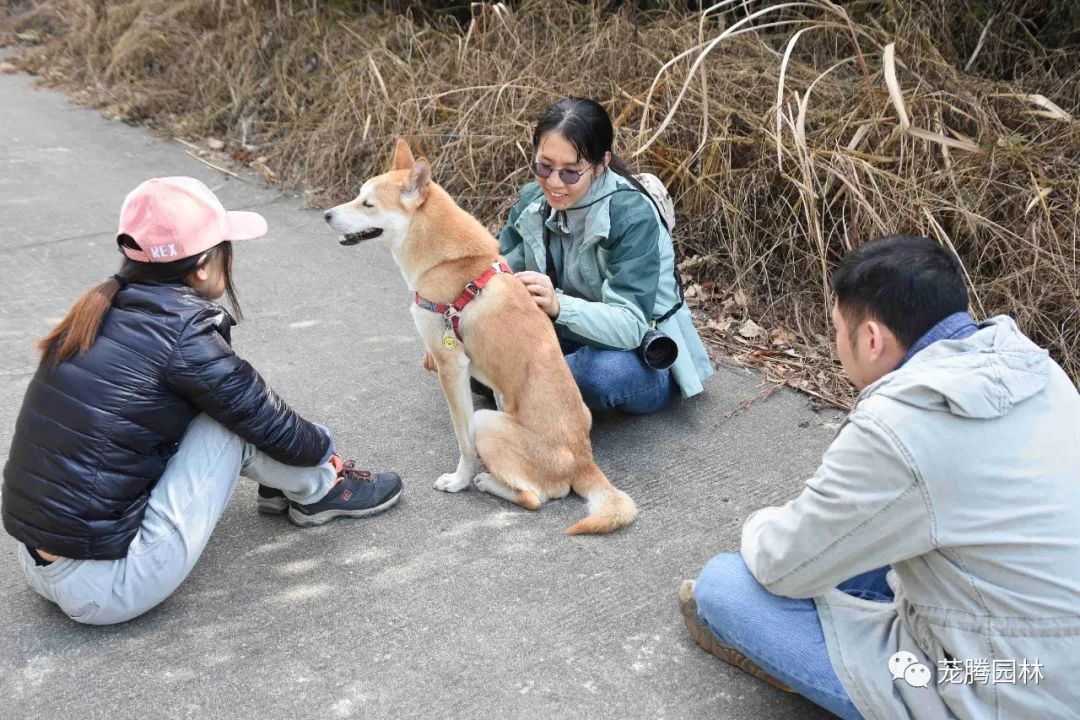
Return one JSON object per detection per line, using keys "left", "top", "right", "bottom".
{"left": 680, "top": 235, "right": 1080, "bottom": 719}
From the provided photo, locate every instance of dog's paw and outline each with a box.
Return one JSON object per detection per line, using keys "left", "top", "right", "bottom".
{"left": 473, "top": 472, "right": 496, "bottom": 495}
{"left": 434, "top": 472, "right": 471, "bottom": 493}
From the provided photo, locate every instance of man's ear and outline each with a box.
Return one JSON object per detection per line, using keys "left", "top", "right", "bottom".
{"left": 864, "top": 319, "right": 890, "bottom": 361}
{"left": 403, "top": 158, "right": 431, "bottom": 205}
{"left": 392, "top": 138, "right": 415, "bottom": 171}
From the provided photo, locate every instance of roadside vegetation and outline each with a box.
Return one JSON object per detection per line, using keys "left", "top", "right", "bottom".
{"left": 4, "top": 0, "right": 1077, "bottom": 406}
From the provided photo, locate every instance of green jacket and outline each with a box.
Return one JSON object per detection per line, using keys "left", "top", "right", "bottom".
{"left": 497, "top": 172, "right": 714, "bottom": 398}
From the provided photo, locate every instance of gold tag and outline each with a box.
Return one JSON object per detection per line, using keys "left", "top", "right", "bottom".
{"left": 442, "top": 328, "right": 457, "bottom": 350}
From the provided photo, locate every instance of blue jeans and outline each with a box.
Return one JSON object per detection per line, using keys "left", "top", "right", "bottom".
{"left": 18, "top": 414, "right": 336, "bottom": 625}
{"left": 560, "top": 338, "right": 674, "bottom": 415}
{"left": 693, "top": 553, "right": 893, "bottom": 720}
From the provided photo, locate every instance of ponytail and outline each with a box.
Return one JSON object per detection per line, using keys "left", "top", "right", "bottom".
{"left": 607, "top": 154, "right": 636, "bottom": 178}
{"left": 38, "top": 241, "right": 240, "bottom": 367}
{"left": 607, "top": 154, "right": 646, "bottom": 194}
{"left": 38, "top": 276, "right": 125, "bottom": 366}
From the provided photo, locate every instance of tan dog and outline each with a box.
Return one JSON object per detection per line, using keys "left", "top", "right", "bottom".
{"left": 324, "top": 139, "right": 635, "bottom": 534}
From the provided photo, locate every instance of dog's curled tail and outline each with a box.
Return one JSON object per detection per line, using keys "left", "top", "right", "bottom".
{"left": 565, "top": 465, "right": 636, "bottom": 535}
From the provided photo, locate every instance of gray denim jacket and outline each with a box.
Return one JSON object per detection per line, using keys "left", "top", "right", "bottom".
{"left": 741, "top": 316, "right": 1080, "bottom": 719}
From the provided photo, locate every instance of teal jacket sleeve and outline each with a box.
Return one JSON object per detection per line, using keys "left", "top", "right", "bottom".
{"left": 497, "top": 183, "right": 543, "bottom": 273}
{"left": 555, "top": 192, "right": 661, "bottom": 350}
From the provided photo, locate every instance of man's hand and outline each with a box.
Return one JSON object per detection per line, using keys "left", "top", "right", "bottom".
{"left": 422, "top": 350, "right": 437, "bottom": 373}
{"left": 515, "top": 271, "right": 560, "bottom": 318}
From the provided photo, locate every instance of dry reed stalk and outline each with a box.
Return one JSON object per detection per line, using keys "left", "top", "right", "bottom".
{"left": 3, "top": 0, "right": 1077, "bottom": 407}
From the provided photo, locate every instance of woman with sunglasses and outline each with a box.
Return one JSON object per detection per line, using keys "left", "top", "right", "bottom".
{"left": 496, "top": 97, "right": 713, "bottom": 414}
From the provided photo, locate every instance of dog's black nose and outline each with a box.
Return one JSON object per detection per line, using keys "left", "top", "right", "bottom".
{"left": 323, "top": 210, "right": 333, "bottom": 222}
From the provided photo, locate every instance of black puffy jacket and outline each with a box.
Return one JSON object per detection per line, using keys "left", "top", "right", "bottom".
{"left": 2, "top": 282, "right": 330, "bottom": 560}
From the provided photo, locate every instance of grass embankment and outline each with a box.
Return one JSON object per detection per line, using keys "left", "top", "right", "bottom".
{"left": 4, "top": 0, "right": 1078, "bottom": 406}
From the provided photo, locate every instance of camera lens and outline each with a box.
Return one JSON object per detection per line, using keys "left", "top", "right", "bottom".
{"left": 639, "top": 329, "right": 678, "bottom": 371}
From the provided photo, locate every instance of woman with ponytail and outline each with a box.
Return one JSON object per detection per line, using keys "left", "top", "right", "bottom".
{"left": 495, "top": 97, "right": 713, "bottom": 414}
{"left": 3, "top": 176, "right": 402, "bottom": 625}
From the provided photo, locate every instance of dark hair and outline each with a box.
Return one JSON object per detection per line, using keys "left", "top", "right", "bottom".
{"left": 532, "top": 96, "right": 651, "bottom": 202}
{"left": 830, "top": 235, "right": 969, "bottom": 348}
{"left": 38, "top": 239, "right": 241, "bottom": 366}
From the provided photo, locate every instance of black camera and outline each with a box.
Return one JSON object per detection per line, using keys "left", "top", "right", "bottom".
{"left": 637, "top": 328, "right": 679, "bottom": 371}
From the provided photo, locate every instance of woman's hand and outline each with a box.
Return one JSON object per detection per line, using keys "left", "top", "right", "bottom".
{"left": 515, "top": 271, "right": 560, "bottom": 318}
{"left": 422, "top": 350, "right": 437, "bottom": 373}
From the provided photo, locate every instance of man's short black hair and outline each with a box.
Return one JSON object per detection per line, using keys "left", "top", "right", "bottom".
{"left": 830, "top": 235, "right": 969, "bottom": 348}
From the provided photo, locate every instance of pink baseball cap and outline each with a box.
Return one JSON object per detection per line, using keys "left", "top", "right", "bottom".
{"left": 117, "top": 176, "right": 268, "bottom": 263}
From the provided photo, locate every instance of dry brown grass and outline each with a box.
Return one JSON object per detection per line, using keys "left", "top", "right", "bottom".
{"left": 5, "top": 0, "right": 1078, "bottom": 407}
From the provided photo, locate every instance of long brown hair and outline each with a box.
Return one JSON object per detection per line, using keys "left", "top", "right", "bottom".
{"left": 38, "top": 239, "right": 241, "bottom": 366}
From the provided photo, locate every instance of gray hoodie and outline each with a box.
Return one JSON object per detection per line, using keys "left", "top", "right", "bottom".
{"left": 741, "top": 316, "right": 1080, "bottom": 719}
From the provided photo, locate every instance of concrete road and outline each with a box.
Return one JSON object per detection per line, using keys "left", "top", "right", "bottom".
{"left": 0, "top": 68, "right": 844, "bottom": 719}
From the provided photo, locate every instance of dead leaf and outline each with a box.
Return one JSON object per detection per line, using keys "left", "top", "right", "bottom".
{"left": 770, "top": 327, "right": 797, "bottom": 346}
{"left": 0, "top": 61, "right": 18, "bottom": 74}
{"left": 706, "top": 316, "right": 735, "bottom": 333}
{"left": 251, "top": 158, "right": 278, "bottom": 183}
{"left": 16, "top": 29, "right": 41, "bottom": 43}
{"left": 739, "top": 318, "right": 764, "bottom": 339}
{"left": 678, "top": 255, "right": 706, "bottom": 271}
{"left": 206, "top": 137, "right": 225, "bottom": 150}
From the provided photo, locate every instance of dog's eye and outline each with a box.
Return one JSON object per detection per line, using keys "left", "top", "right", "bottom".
{"left": 362, "top": 200, "right": 374, "bottom": 208}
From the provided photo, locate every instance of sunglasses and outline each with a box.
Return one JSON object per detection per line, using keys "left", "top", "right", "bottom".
{"left": 531, "top": 161, "right": 590, "bottom": 185}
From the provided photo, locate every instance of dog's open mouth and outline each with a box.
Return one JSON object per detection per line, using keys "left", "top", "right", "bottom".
{"left": 340, "top": 229, "right": 383, "bottom": 246}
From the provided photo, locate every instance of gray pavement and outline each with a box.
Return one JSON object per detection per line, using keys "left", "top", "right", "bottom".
{"left": 0, "top": 69, "right": 844, "bottom": 719}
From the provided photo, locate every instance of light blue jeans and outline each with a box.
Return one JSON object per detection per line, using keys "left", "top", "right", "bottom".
{"left": 560, "top": 338, "right": 675, "bottom": 415}
{"left": 18, "top": 414, "right": 337, "bottom": 625}
{"left": 694, "top": 553, "right": 893, "bottom": 720}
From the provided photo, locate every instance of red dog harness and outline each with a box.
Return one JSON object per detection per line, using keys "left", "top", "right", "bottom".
{"left": 414, "top": 260, "right": 512, "bottom": 342}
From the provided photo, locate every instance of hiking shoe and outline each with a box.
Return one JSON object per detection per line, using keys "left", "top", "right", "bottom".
{"left": 257, "top": 485, "right": 288, "bottom": 515}
{"left": 287, "top": 455, "right": 402, "bottom": 528}
{"left": 677, "top": 580, "right": 795, "bottom": 693}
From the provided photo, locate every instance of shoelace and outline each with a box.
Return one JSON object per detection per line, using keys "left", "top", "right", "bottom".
{"left": 337, "top": 460, "right": 373, "bottom": 483}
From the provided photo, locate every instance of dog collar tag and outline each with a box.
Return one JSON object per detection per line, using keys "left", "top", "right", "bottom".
{"left": 442, "top": 327, "right": 457, "bottom": 350}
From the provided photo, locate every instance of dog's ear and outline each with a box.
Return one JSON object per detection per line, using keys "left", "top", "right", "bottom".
{"left": 392, "top": 138, "right": 415, "bottom": 171}
{"left": 403, "top": 157, "right": 431, "bottom": 206}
